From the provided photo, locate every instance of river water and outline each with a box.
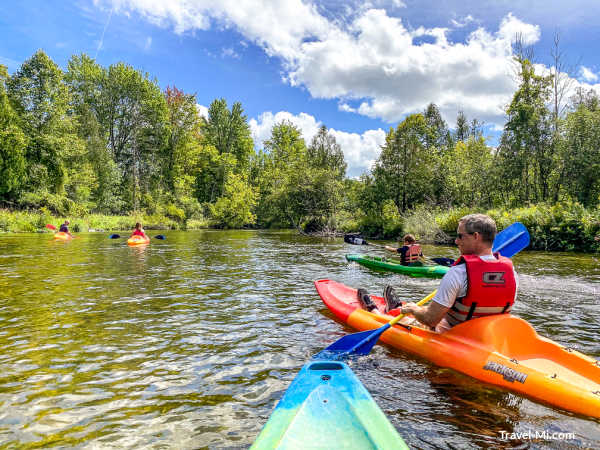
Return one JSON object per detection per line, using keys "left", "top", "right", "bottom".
{"left": 0, "top": 230, "right": 599, "bottom": 449}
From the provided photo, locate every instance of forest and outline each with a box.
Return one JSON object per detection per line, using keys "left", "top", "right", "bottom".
{"left": 1, "top": 49, "right": 600, "bottom": 251}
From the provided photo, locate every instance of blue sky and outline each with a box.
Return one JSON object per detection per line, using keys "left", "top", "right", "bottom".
{"left": 2, "top": 0, "right": 600, "bottom": 177}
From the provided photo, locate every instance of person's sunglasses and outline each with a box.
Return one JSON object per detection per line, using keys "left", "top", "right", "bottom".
{"left": 456, "top": 232, "right": 474, "bottom": 239}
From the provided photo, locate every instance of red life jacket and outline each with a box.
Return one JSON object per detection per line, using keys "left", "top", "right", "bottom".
{"left": 405, "top": 244, "right": 422, "bottom": 264}
{"left": 132, "top": 229, "right": 145, "bottom": 237}
{"left": 444, "top": 253, "right": 516, "bottom": 327}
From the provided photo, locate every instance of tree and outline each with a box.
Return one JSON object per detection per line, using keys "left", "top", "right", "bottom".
{"left": 209, "top": 173, "right": 257, "bottom": 228}
{"left": 423, "top": 103, "right": 451, "bottom": 150}
{"left": 0, "top": 65, "right": 27, "bottom": 200}
{"left": 200, "top": 99, "right": 254, "bottom": 202}
{"left": 497, "top": 56, "right": 553, "bottom": 204}
{"left": 66, "top": 54, "right": 121, "bottom": 212}
{"left": 447, "top": 137, "right": 496, "bottom": 207}
{"left": 561, "top": 100, "right": 600, "bottom": 207}
{"left": 373, "top": 114, "right": 434, "bottom": 212}
{"left": 202, "top": 98, "right": 254, "bottom": 171}
{"left": 7, "top": 50, "right": 77, "bottom": 195}
{"left": 97, "top": 62, "right": 168, "bottom": 210}
{"left": 164, "top": 86, "right": 202, "bottom": 192}
{"left": 307, "top": 125, "right": 346, "bottom": 179}
{"left": 455, "top": 110, "right": 469, "bottom": 142}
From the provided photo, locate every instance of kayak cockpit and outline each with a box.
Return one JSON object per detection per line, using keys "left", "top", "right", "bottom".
{"left": 446, "top": 315, "right": 600, "bottom": 391}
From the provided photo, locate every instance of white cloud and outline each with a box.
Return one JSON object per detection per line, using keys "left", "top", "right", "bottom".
{"left": 144, "top": 36, "right": 152, "bottom": 51}
{"left": 580, "top": 66, "right": 598, "bottom": 83}
{"left": 221, "top": 47, "right": 239, "bottom": 59}
{"left": 248, "top": 110, "right": 321, "bottom": 149}
{"left": 248, "top": 110, "right": 385, "bottom": 177}
{"left": 497, "top": 12, "right": 540, "bottom": 45}
{"left": 451, "top": 14, "right": 475, "bottom": 28}
{"left": 101, "top": 1, "right": 547, "bottom": 127}
{"left": 196, "top": 103, "right": 208, "bottom": 118}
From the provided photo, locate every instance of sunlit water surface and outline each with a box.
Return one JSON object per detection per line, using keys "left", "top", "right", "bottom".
{"left": 0, "top": 230, "right": 599, "bottom": 448}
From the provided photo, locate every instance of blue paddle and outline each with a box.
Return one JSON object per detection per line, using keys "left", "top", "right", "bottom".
{"left": 315, "top": 222, "right": 530, "bottom": 360}
{"left": 492, "top": 222, "right": 529, "bottom": 258}
{"left": 109, "top": 234, "right": 166, "bottom": 240}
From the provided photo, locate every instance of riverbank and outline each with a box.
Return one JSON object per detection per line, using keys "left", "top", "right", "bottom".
{"left": 0, "top": 209, "right": 210, "bottom": 233}
{"left": 349, "top": 202, "right": 600, "bottom": 253}
{"left": 3, "top": 201, "right": 600, "bottom": 253}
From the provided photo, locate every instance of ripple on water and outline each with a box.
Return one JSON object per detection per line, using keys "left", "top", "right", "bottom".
{"left": 0, "top": 231, "right": 599, "bottom": 448}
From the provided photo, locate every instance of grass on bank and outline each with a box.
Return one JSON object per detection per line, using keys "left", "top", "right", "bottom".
{"left": 0, "top": 209, "right": 211, "bottom": 233}
{"left": 333, "top": 201, "right": 600, "bottom": 253}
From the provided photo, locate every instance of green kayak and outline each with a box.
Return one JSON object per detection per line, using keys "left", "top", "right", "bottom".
{"left": 346, "top": 253, "right": 449, "bottom": 278}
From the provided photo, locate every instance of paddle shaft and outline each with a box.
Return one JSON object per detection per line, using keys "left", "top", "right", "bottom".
{"left": 346, "top": 289, "right": 438, "bottom": 354}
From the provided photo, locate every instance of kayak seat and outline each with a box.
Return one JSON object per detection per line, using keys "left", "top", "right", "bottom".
{"left": 446, "top": 314, "right": 539, "bottom": 356}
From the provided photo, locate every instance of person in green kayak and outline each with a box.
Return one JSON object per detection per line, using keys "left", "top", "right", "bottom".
{"left": 384, "top": 234, "right": 424, "bottom": 266}
{"left": 357, "top": 214, "right": 518, "bottom": 333}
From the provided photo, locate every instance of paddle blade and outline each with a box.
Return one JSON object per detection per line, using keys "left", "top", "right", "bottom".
{"left": 430, "top": 257, "right": 455, "bottom": 267}
{"left": 493, "top": 222, "right": 530, "bottom": 258}
{"left": 109, "top": 234, "right": 121, "bottom": 239}
{"left": 315, "top": 325, "right": 389, "bottom": 360}
{"left": 344, "top": 234, "right": 368, "bottom": 245}
{"left": 154, "top": 234, "right": 166, "bottom": 240}
{"left": 45, "top": 224, "right": 57, "bottom": 230}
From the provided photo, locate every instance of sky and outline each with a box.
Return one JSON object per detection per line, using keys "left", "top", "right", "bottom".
{"left": 2, "top": 0, "right": 600, "bottom": 177}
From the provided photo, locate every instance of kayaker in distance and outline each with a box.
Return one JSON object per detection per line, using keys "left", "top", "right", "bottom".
{"left": 358, "top": 214, "right": 518, "bottom": 333}
{"left": 130, "top": 222, "right": 148, "bottom": 239}
{"left": 384, "top": 234, "right": 424, "bottom": 266}
{"left": 59, "top": 220, "right": 73, "bottom": 237}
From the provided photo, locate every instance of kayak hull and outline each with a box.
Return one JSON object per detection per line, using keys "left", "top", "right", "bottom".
{"left": 315, "top": 279, "right": 600, "bottom": 418}
{"left": 53, "top": 232, "right": 72, "bottom": 241}
{"left": 251, "top": 360, "right": 408, "bottom": 449}
{"left": 127, "top": 235, "right": 150, "bottom": 246}
{"left": 346, "top": 254, "right": 449, "bottom": 278}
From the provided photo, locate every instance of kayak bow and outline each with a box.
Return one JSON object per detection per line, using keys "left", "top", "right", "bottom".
{"left": 251, "top": 360, "right": 408, "bottom": 449}
{"left": 53, "top": 232, "right": 72, "bottom": 241}
{"left": 315, "top": 279, "right": 600, "bottom": 419}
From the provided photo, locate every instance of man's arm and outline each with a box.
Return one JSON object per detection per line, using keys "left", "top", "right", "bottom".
{"left": 401, "top": 301, "right": 450, "bottom": 328}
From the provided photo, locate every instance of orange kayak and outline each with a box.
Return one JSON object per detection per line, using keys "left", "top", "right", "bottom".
{"left": 315, "top": 279, "right": 600, "bottom": 418}
{"left": 127, "top": 235, "right": 150, "bottom": 246}
{"left": 53, "top": 232, "right": 72, "bottom": 240}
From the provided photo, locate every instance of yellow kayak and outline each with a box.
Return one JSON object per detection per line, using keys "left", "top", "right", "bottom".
{"left": 127, "top": 235, "right": 150, "bottom": 246}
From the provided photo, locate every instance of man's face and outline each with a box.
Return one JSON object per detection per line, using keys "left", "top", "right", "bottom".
{"left": 455, "top": 222, "right": 476, "bottom": 255}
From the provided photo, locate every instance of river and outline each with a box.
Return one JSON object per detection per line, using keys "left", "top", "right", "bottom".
{"left": 0, "top": 230, "right": 599, "bottom": 448}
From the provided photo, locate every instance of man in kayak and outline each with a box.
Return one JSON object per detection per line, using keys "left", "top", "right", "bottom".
{"left": 130, "top": 222, "right": 148, "bottom": 239}
{"left": 358, "top": 214, "right": 518, "bottom": 333}
{"left": 384, "top": 234, "right": 424, "bottom": 265}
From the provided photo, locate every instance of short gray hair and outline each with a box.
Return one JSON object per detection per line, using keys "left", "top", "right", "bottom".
{"left": 459, "top": 214, "right": 496, "bottom": 244}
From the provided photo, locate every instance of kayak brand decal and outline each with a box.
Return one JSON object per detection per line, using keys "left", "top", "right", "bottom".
{"left": 483, "top": 361, "right": 527, "bottom": 383}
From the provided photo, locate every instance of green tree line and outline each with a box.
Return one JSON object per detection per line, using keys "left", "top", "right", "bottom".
{"left": 1, "top": 49, "right": 600, "bottom": 243}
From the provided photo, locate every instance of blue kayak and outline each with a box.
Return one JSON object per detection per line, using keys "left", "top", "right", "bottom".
{"left": 251, "top": 360, "right": 408, "bottom": 449}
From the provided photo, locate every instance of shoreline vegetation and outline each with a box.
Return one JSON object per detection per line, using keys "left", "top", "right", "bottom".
{"left": 3, "top": 203, "right": 599, "bottom": 253}
{"left": 2, "top": 49, "right": 600, "bottom": 253}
